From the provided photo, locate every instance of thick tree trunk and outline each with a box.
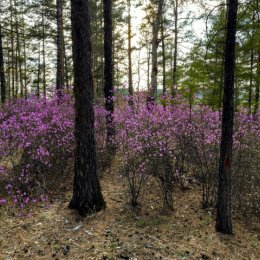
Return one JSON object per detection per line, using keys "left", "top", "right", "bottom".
{"left": 56, "top": 0, "right": 65, "bottom": 93}
{"left": 216, "top": 0, "right": 238, "bottom": 235}
{"left": 0, "top": 25, "right": 6, "bottom": 105}
{"left": 103, "top": 0, "right": 115, "bottom": 146}
{"left": 69, "top": 0, "right": 105, "bottom": 216}
{"left": 149, "top": 0, "right": 164, "bottom": 102}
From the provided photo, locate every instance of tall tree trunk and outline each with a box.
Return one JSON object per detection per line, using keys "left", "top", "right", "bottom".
{"left": 216, "top": 0, "right": 238, "bottom": 235}
{"left": 127, "top": 0, "right": 133, "bottom": 101}
{"left": 7, "top": 50, "right": 11, "bottom": 100}
{"left": 103, "top": 0, "right": 115, "bottom": 146}
{"left": 149, "top": 0, "right": 164, "bottom": 103}
{"left": 249, "top": 48, "right": 254, "bottom": 114}
{"left": 22, "top": 23, "right": 27, "bottom": 98}
{"left": 0, "top": 24, "right": 6, "bottom": 105}
{"left": 37, "top": 43, "right": 41, "bottom": 98}
{"left": 64, "top": 43, "right": 69, "bottom": 90}
{"left": 15, "top": 35, "right": 18, "bottom": 98}
{"left": 248, "top": 10, "right": 255, "bottom": 114}
{"left": 100, "top": 10, "right": 104, "bottom": 97}
{"left": 255, "top": 51, "right": 260, "bottom": 114}
{"left": 14, "top": 0, "right": 23, "bottom": 98}
{"left": 116, "top": 54, "right": 119, "bottom": 92}
{"left": 92, "top": 0, "right": 99, "bottom": 98}
{"left": 137, "top": 49, "right": 141, "bottom": 91}
{"left": 254, "top": 0, "right": 260, "bottom": 114}
{"left": 14, "top": 0, "right": 19, "bottom": 98}
{"left": 147, "top": 43, "right": 151, "bottom": 90}
{"left": 172, "top": 0, "right": 178, "bottom": 97}
{"left": 17, "top": 25, "right": 23, "bottom": 98}
{"left": 69, "top": 0, "right": 105, "bottom": 216}
{"left": 42, "top": 7, "right": 47, "bottom": 97}
{"left": 218, "top": 57, "right": 224, "bottom": 113}
{"left": 56, "top": 0, "right": 65, "bottom": 93}
{"left": 10, "top": 0, "right": 15, "bottom": 98}
{"left": 161, "top": 18, "right": 166, "bottom": 95}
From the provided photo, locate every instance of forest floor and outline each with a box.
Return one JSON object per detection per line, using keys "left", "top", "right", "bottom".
{"left": 0, "top": 162, "right": 259, "bottom": 260}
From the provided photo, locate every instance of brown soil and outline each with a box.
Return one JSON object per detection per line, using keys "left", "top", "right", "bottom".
{"left": 0, "top": 169, "right": 259, "bottom": 260}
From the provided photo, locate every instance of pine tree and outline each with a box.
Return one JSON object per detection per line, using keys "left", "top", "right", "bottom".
{"left": 56, "top": 0, "right": 65, "bottom": 93}
{"left": 149, "top": 0, "right": 164, "bottom": 102}
{"left": 216, "top": 0, "right": 238, "bottom": 235}
{"left": 69, "top": 0, "right": 105, "bottom": 216}
{"left": 103, "top": 0, "right": 115, "bottom": 147}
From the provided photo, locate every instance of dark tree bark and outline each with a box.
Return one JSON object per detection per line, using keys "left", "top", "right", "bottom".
{"left": 0, "top": 24, "right": 6, "bottom": 105}
{"left": 37, "top": 43, "right": 41, "bottom": 98}
{"left": 255, "top": 51, "right": 260, "bottom": 114}
{"left": 255, "top": 0, "right": 260, "bottom": 115}
{"left": 254, "top": 0, "right": 260, "bottom": 114}
{"left": 149, "top": 0, "right": 164, "bottom": 103}
{"left": 15, "top": 32, "right": 18, "bottom": 98}
{"left": 7, "top": 50, "right": 11, "bottom": 100}
{"left": 103, "top": 0, "right": 115, "bottom": 146}
{"left": 56, "top": 0, "right": 65, "bottom": 93}
{"left": 216, "top": 0, "right": 238, "bottom": 235}
{"left": 69, "top": 0, "right": 105, "bottom": 216}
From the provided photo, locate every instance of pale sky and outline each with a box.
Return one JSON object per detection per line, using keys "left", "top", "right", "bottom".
{"left": 125, "top": 0, "right": 210, "bottom": 90}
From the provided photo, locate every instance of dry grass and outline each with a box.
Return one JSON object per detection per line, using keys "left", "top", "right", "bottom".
{"left": 0, "top": 167, "right": 259, "bottom": 260}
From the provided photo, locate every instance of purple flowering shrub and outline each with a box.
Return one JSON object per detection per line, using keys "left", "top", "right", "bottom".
{"left": 0, "top": 95, "right": 109, "bottom": 208}
{"left": 232, "top": 112, "right": 260, "bottom": 217}
{"left": 184, "top": 106, "right": 221, "bottom": 208}
{"left": 0, "top": 96, "right": 74, "bottom": 207}
{"left": 0, "top": 94, "right": 259, "bottom": 217}
{"left": 114, "top": 95, "right": 260, "bottom": 213}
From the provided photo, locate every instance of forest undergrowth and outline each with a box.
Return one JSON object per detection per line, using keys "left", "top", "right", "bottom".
{"left": 0, "top": 160, "right": 259, "bottom": 260}
{"left": 0, "top": 94, "right": 259, "bottom": 259}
